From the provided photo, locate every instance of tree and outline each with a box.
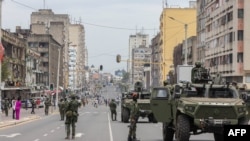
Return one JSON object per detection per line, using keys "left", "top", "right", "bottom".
{"left": 1, "top": 59, "right": 10, "bottom": 81}
{"left": 121, "top": 72, "right": 129, "bottom": 83}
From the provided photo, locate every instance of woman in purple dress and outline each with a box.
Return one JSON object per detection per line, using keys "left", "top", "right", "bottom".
{"left": 15, "top": 97, "right": 22, "bottom": 120}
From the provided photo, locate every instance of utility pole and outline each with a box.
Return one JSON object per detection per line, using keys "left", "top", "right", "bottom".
{"left": 0, "top": 0, "right": 3, "bottom": 115}
{"left": 55, "top": 46, "right": 61, "bottom": 110}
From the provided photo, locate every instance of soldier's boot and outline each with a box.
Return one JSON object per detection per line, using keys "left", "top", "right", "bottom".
{"left": 65, "top": 136, "right": 70, "bottom": 140}
{"left": 132, "top": 136, "right": 137, "bottom": 141}
{"left": 127, "top": 136, "right": 132, "bottom": 141}
{"left": 72, "top": 136, "right": 75, "bottom": 139}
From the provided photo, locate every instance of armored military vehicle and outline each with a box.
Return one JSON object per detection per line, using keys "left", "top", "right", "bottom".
{"left": 150, "top": 62, "right": 250, "bottom": 141}
{"left": 121, "top": 81, "right": 157, "bottom": 123}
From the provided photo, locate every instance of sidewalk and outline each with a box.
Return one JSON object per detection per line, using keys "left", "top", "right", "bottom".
{"left": 0, "top": 107, "right": 57, "bottom": 128}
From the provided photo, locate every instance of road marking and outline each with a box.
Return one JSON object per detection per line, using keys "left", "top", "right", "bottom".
{"left": 56, "top": 127, "right": 60, "bottom": 129}
{"left": 51, "top": 130, "right": 55, "bottom": 133}
{"left": 0, "top": 133, "right": 21, "bottom": 138}
{"left": 75, "top": 133, "right": 84, "bottom": 137}
{"left": 43, "top": 134, "right": 48, "bottom": 136}
{"left": 34, "top": 139, "right": 40, "bottom": 141}
{"left": 108, "top": 112, "right": 114, "bottom": 141}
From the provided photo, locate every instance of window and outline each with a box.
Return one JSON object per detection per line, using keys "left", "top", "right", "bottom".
{"left": 238, "top": 30, "right": 244, "bottom": 41}
{"left": 237, "top": 53, "right": 243, "bottom": 63}
{"left": 238, "top": 9, "right": 244, "bottom": 18}
{"left": 152, "top": 89, "right": 168, "bottom": 99}
{"left": 246, "top": 75, "right": 250, "bottom": 83}
{"left": 208, "top": 88, "right": 237, "bottom": 98}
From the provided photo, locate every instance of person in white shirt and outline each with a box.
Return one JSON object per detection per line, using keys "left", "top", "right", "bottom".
{"left": 11, "top": 97, "right": 16, "bottom": 119}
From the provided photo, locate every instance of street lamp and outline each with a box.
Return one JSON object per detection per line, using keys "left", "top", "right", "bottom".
{"left": 168, "top": 16, "right": 188, "bottom": 65}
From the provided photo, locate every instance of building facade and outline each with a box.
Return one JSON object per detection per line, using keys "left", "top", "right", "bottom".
{"left": 30, "top": 9, "right": 70, "bottom": 89}
{"left": 159, "top": 7, "right": 196, "bottom": 83}
{"left": 128, "top": 32, "right": 149, "bottom": 84}
{"left": 68, "top": 24, "right": 86, "bottom": 91}
{"left": 197, "top": 0, "right": 250, "bottom": 87}
{"left": 150, "top": 33, "right": 161, "bottom": 87}
{"left": 132, "top": 46, "right": 152, "bottom": 85}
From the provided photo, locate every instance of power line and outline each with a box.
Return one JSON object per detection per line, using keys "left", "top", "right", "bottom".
{"left": 11, "top": 0, "right": 37, "bottom": 11}
{"left": 82, "top": 21, "right": 157, "bottom": 31}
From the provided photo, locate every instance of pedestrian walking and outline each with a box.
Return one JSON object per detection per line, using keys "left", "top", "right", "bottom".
{"left": 58, "top": 98, "right": 66, "bottom": 120}
{"left": 11, "top": 97, "right": 16, "bottom": 119}
{"left": 128, "top": 93, "right": 140, "bottom": 141}
{"left": 15, "top": 97, "right": 22, "bottom": 120}
{"left": 109, "top": 99, "right": 117, "bottom": 121}
{"left": 44, "top": 97, "right": 51, "bottom": 115}
{"left": 65, "top": 94, "right": 80, "bottom": 139}
{"left": 31, "top": 98, "right": 36, "bottom": 114}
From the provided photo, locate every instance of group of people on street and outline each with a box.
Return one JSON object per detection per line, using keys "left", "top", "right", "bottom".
{"left": 1, "top": 96, "right": 22, "bottom": 120}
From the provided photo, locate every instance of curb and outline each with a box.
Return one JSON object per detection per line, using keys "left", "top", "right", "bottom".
{"left": 0, "top": 115, "right": 41, "bottom": 129}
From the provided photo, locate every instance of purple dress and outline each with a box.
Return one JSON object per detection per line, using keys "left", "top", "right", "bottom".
{"left": 15, "top": 100, "right": 21, "bottom": 120}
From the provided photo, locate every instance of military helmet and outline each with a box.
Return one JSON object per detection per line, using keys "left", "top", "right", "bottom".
{"left": 195, "top": 62, "right": 202, "bottom": 68}
{"left": 163, "top": 80, "right": 168, "bottom": 86}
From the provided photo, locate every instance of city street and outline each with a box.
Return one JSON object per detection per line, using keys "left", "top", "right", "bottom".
{"left": 0, "top": 86, "right": 215, "bottom": 141}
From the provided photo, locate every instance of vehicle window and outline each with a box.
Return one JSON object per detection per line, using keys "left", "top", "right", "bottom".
{"left": 208, "top": 88, "right": 237, "bottom": 98}
{"left": 152, "top": 89, "right": 168, "bottom": 99}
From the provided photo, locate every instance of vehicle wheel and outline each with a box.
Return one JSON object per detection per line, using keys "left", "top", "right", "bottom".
{"left": 175, "top": 115, "right": 190, "bottom": 141}
{"left": 122, "top": 108, "right": 130, "bottom": 123}
{"left": 238, "top": 117, "right": 249, "bottom": 125}
{"left": 213, "top": 133, "right": 223, "bottom": 141}
{"left": 163, "top": 122, "right": 174, "bottom": 141}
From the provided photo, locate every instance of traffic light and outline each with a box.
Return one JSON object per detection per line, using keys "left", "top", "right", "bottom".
{"left": 116, "top": 54, "right": 121, "bottom": 63}
{"left": 100, "top": 65, "right": 103, "bottom": 71}
{"left": 50, "top": 83, "right": 54, "bottom": 91}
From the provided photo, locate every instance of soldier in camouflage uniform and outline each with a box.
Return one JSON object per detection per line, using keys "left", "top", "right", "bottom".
{"left": 58, "top": 98, "right": 66, "bottom": 120}
{"left": 109, "top": 99, "right": 117, "bottom": 121}
{"left": 44, "top": 97, "right": 51, "bottom": 115}
{"left": 128, "top": 93, "right": 140, "bottom": 141}
{"left": 65, "top": 94, "right": 80, "bottom": 139}
{"left": 3, "top": 98, "right": 9, "bottom": 116}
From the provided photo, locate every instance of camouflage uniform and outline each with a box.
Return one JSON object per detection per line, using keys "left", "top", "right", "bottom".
{"left": 44, "top": 98, "right": 51, "bottom": 115}
{"left": 109, "top": 99, "right": 117, "bottom": 120}
{"left": 31, "top": 99, "right": 36, "bottom": 114}
{"left": 3, "top": 98, "right": 9, "bottom": 116}
{"left": 65, "top": 95, "right": 80, "bottom": 139}
{"left": 58, "top": 98, "right": 66, "bottom": 120}
{"left": 128, "top": 96, "right": 140, "bottom": 141}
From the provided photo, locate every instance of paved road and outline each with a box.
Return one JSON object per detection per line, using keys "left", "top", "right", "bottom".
{"left": 0, "top": 85, "right": 215, "bottom": 141}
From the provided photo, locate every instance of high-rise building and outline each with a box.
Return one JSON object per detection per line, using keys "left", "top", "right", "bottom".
{"left": 30, "top": 9, "right": 70, "bottom": 88}
{"left": 128, "top": 32, "right": 149, "bottom": 84}
{"left": 197, "top": 0, "right": 250, "bottom": 88}
{"left": 159, "top": 7, "right": 196, "bottom": 83}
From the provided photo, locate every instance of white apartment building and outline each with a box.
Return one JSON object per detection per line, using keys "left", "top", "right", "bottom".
{"left": 128, "top": 32, "right": 149, "bottom": 84}
{"left": 132, "top": 46, "right": 152, "bottom": 85}
{"left": 68, "top": 46, "right": 77, "bottom": 90}
{"left": 69, "top": 24, "right": 86, "bottom": 90}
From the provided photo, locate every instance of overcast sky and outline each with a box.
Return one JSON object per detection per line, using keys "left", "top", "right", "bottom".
{"left": 1, "top": 0, "right": 189, "bottom": 74}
